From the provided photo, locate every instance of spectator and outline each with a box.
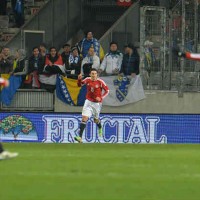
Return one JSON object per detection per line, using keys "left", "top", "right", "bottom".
{"left": 0, "top": 47, "right": 14, "bottom": 74}
{"left": 124, "top": 44, "right": 129, "bottom": 55}
{"left": 12, "top": 0, "right": 25, "bottom": 27}
{"left": 120, "top": 43, "right": 140, "bottom": 77}
{"left": 144, "top": 40, "right": 155, "bottom": 76}
{"left": 0, "top": 0, "right": 7, "bottom": 15}
{"left": 81, "top": 47, "right": 100, "bottom": 77}
{"left": 38, "top": 47, "right": 65, "bottom": 93}
{"left": 61, "top": 43, "right": 71, "bottom": 66}
{"left": 99, "top": 41, "right": 123, "bottom": 76}
{"left": 11, "top": 49, "right": 27, "bottom": 74}
{"left": 24, "top": 47, "right": 42, "bottom": 89}
{"left": 39, "top": 43, "right": 48, "bottom": 57}
{"left": 11, "top": 49, "right": 28, "bottom": 87}
{"left": 78, "top": 31, "right": 100, "bottom": 58}
{"left": 66, "top": 46, "right": 82, "bottom": 79}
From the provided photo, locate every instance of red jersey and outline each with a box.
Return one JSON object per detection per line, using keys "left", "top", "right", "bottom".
{"left": 78, "top": 77, "right": 109, "bottom": 102}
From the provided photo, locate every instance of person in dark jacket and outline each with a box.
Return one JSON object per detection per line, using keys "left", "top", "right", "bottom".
{"left": 0, "top": 47, "right": 14, "bottom": 74}
{"left": 120, "top": 43, "right": 140, "bottom": 77}
{"left": 11, "top": 49, "right": 28, "bottom": 88}
{"left": 25, "top": 47, "right": 43, "bottom": 88}
{"left": 61, "top": 43, "right": 71, "bottom": 66}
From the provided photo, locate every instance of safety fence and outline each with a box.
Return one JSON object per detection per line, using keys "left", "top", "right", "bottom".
{"left": 140, "top": 0, "right": 200, "bottom": 93}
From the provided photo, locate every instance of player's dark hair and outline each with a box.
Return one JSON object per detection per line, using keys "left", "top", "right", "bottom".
{"left": 90, "top": 68, "right": 98, "bottom": 73}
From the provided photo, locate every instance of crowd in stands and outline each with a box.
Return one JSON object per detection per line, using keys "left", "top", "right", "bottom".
{"left": 0, "top": 31, "right": 140, "bottom": 93}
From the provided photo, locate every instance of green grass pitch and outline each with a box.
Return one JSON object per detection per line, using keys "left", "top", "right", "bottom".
{"left": 1, "top": 143, "right": 200, "bottom": 200}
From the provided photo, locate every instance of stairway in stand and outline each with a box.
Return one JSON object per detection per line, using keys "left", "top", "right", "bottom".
{"left": 0, "top": 0, "right": 48, "bottom": 47}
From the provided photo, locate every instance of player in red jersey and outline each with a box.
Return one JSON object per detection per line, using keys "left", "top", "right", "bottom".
{"left": 0, "top": 78, "right": 18, "bottom": 160}
{"left": 74, "top": 68, "right": 109, "bottom": 143}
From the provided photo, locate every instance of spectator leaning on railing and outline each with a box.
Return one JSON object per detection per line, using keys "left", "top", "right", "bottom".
{"left": 120, "top": 43, "right": 140, "bottom": 77}
{"left": 25, "top": 47, "right": 42, "bottom": 89}
{"left": 38, "top": 47, "right": 65, "bottom": 93}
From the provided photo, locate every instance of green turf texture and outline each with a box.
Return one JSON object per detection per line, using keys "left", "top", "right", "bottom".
{"left": 1, "top": 143, "right": 200, "bottom": 200}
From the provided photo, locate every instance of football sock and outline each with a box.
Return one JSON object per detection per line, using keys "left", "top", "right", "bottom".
{"left": 97, "top": 121, "right": 102, "bottom": 129}
{"left": 0, "top": 143, "right": 4, "bottom": 153}
{"left": 79, "top": 121, "right": 86, "bottom": 138}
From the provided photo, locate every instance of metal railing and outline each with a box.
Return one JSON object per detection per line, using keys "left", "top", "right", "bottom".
{"left": 1, "top": 89, "right": 54, "bottom": 111}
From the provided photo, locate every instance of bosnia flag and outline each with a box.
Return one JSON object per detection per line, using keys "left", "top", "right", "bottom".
{"left": 56, "top": 75, "right": 86, "bottom": 106}
{"left": 1, "top": 75, "right": 22, "bottom": 106}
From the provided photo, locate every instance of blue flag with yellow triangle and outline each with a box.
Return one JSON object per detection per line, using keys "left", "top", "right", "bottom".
{"left": 56, "top": 75, "right": 86, "bottom": 106}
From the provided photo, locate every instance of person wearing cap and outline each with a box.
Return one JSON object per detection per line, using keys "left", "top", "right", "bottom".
{"left": 78, "top": 31, "right": 100, "bottom": 58}
{"left": 61, "top": 43, "right": 71, "bottom": 66}
{"left": 99, "top": 41, "right": 123, "bottom": 76}
{"left": 120, "top": 43, "right": 140, "bottom": 77}
{"left": 65, "top": 46, "right": 82, "bottom": 79}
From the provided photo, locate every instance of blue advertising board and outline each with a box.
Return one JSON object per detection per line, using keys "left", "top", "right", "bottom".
{"left": 0, "top": 112, "right": 200, "bottom": 144}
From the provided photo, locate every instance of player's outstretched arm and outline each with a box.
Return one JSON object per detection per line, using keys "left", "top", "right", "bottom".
{"left": 77, "top": 73, "right": 87, "bottom": 87}
{"left": 0, "top": 78, "right": 9, "bottom": 87}
{"left": 183, "top": 52, "right": 200, "bottom": 61}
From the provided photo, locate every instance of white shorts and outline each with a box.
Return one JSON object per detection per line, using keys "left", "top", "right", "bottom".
{"left": 82, "top": 99, "right": 102, "bottom": 119}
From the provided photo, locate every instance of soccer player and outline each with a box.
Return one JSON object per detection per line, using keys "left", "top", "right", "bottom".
{"left": 74, "top": 68, "right": 109, "bottom": 143}
{"left": 0, "top": 77, "right": 18, "bottom": 160}
{"left": 0, "top": 143, "right": 18, "bottom": 160}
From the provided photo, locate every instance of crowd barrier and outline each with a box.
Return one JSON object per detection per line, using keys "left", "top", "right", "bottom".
{"left": 0, "top": 112, "right": 199, "bottom": 144}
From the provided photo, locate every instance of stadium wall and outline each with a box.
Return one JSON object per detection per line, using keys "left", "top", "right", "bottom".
{"left": 0, "top": 112, "right": 200, "bottom": 144}
{"left": 54, "top": 91, "right": 200, "bottom": 114}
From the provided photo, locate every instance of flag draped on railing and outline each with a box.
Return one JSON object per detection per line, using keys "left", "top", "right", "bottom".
{"left": 1, "top": 75, "right": 22, "bottom": 106}
{"left": 56, "top": 75, "right": 145, "bottom": 107}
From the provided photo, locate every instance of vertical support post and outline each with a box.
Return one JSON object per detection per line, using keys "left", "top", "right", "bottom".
{"left": 51, "top": 0, "right": 54, "bottom": 46}
{"left": 139, "top": 6, "right": 146, "bottom": 89}
{"left": 179, "top": 0, "right": 185, "bottom": 97}
{"left": 194, "top": 0, "right": 198, "bottom": 52}
{"left": 161, "top": 7, "right": 167, "bottom": 89}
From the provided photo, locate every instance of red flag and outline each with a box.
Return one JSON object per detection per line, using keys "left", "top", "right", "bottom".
{"left": 117, "top": 0, "right": 133, "bottom": 7}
